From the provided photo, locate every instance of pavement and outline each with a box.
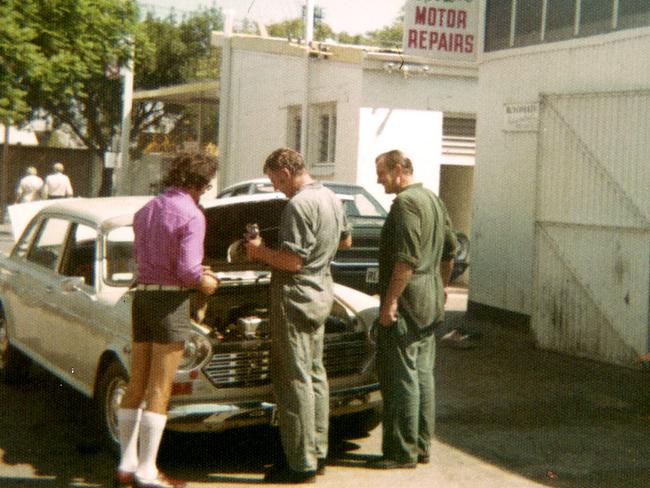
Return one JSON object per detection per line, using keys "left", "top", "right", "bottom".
{"left": 2, "top": 219, "right": 650, "bottom": 486}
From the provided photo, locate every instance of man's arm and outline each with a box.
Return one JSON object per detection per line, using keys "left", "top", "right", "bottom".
{"left": 244, "top": 236, "right": 304, "bottom": 272}
{"left": 379, "top": 260, "right": 413, "bottom": 326}
{"left": 338, "top": 232, "right": 352, "bottom": 250}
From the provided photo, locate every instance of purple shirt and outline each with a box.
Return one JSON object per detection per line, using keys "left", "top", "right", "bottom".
{"left": 133, "top": 187, "right": 205, "bottom": 287}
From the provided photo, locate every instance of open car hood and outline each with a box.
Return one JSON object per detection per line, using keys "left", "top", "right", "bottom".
{"left": 203, "top": 197, "right": 287, "bottom": 271}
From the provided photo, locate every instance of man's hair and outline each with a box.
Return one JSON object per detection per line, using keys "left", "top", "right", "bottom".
{"left": 162, "top": 152, "right": 218, "bottom": 190}
{"left": 26, "top": 166, "right": 38, "bottom": 175}
{"left": 53, "top": 162, "right": 64, "bottom": 172}
{"left": 263, "top": 148, "right": 305, "bottom": 176}
{"left": 375, "top": 149, "right": 414, "bottom": 175}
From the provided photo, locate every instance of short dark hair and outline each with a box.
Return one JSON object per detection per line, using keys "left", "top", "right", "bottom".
{"left": 162, "top": 152, "right": 218, "bottom": 190}
{"left": 263, "top": 148, "right": 305, "bottom": 176}
{"left": 375, "top": 149, "right": 414, "bottom": 175}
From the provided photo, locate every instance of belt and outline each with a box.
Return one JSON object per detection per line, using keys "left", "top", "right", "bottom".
{"left": 136, "top": 284, "right": 189, "bottom": 291}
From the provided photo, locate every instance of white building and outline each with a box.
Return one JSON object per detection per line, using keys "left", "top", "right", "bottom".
{"left": 472, "top": 1, "right": 650, "bottom": 366}
{"left": 212, "top": 33, "right": 478, "bottom": 235}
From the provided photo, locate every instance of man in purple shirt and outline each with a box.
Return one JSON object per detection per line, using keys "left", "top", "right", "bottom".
{"left": 115, "top": 153, "right": 218, "bottom": 488}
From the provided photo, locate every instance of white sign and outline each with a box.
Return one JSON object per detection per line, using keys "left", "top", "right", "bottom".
{"left": 504, "top": 103, "right": 540, "bottom": 132}
{"left": 402, "top": 0, "right": 479, "bottom": 62}
{"left": 104, "top": 151, "right": 122, "bottom": 168}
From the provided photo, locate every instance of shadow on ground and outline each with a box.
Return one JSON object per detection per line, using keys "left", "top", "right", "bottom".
{"left": 434, "top": 311, "right": 650, "bottom": 487}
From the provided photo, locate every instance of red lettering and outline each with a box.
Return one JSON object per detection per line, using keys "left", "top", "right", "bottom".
{"left": 408, "top": 29, "right": 418, "bottom": 48}
{"left": 465, "top": 35, "right": 474, "bottom": 53}
{"left": 439, "top": 32, "right": 448, "bottom": 51}
{"left": 413, "top": 7, "right": 469, "bottom": 29}
{"left": 457, "top": 10, "right": 467, "bottom": 29}
{"left": 448, "top": 9, "right": 456, "bottom": 28}
{"left": 428, "top": 31, "right": 439, "bottom": 49}
{"left": 415, "top": 6, "right": 426, "bottom": 25}
{"left": 419, "top": 30, "right": 427, "bottom": 49}
{"left": 453, "top": 33, "right": 463, "bottom": 52}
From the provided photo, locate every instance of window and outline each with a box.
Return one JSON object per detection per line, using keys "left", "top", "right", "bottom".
{"left": 485, "top": 0, "right": 650, "bottom": 51}
{"left": 485, "top": 0, "right": 513, "bottom": 51}
{"left": 287, "top": 105, "right": 302, "bottom": 153}
{"left": 105, "top": 226, "right": 135, "bottom": 286}
{"left": 515, "top": 0, "right": 544, "bottom": 46}
{"left": 61, "top": 224, "right": 97, "bottom": 287}
{"left": 313, "top": 102, "right": 337, "bottom": 166}
{"left": 579, "top": 0, "right": 614, "bottom": 36}
{"left": 618, "top": 0, "right": 650, "bottom": 29}
{"left": 27, "top": 218, "right": 70, "bottom": 270}
{"left": 545, "top": 0, "right": 577, "bottom": 42}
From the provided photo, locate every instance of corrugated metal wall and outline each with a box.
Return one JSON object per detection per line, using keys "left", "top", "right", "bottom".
{"left": 533, "top": 91, "right": 650, "bottom": 366}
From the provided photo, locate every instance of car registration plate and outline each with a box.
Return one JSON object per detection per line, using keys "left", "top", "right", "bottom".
{"left": 365, "top": 267, "right": 379, "bottom": 284}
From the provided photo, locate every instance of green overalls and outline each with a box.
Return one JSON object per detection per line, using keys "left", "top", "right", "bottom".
{"left": 270, "top": 182, "right": 347, "bottom": 473}
{"left": 377, "top": 183, "right": 457, "bottom": 463}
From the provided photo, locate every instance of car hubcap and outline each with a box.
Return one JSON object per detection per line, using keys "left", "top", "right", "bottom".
{"left": 106, "top": 375, "right": 127, "bottom": 443}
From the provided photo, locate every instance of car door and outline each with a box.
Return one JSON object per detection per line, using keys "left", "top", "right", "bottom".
{"left": 9, "top": 216, "right": 71, "bottom": 367}
{"left": 49, "top": 222, "right": 103, "bottom": 391}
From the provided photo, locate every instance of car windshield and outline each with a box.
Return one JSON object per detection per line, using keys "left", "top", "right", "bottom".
{"left": 324, "top": 184, "right": 387, "bottom": 219}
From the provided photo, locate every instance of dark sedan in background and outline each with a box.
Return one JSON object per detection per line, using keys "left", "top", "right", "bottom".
{"left": 217, "top": 179, "right": 469, "bottom": 294}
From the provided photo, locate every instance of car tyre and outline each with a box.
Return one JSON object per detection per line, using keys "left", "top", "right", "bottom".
{"left": 0, "top": 309, "right": 31, "bottom": 384}
{"left": 94, "top": 360, "right": 129, "bottom": 455}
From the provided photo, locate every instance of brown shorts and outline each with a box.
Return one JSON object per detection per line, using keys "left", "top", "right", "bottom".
{"left": 132, "top": 290, "right": 192, "bottom": 343}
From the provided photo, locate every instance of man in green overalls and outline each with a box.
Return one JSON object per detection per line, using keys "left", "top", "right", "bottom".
{"left": 245, "top": 148, "right": 351, "bottom": 483}
{"left": 370, "top": 149, "right": 457, "bottom": 469}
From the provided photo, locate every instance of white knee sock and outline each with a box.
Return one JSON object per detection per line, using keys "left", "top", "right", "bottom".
{"left": 136, "top": 411, "right": 167, "bottom": 481}
{"left": 117, "top": 408, "right": 142, "bottom": 473}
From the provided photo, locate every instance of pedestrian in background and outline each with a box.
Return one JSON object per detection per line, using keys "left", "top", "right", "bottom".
{"left": 369, "top": 149, "right": 457, "bottom": 470}
{"left": 115, "top": 152, "right": 219, "bottom": 488}
{"left": 15, "top": 166, "right": 44, "bottom": 203}
{"left": 245, "top": 147, "right": 351, "bottom": 483}
{"left": 42, "top": 162, "right": 73, "bottom": 199}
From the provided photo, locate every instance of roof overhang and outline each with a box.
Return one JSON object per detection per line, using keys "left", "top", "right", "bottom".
{"left": 133, "top": 81, "right": 219, "bottom": 105}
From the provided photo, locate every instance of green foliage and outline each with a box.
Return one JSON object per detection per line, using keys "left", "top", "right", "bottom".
{"left": 267, "top": 18, "right": 335, "bottom": 42}
{"left": 0, "top": 1, "right": 45, "bottom": 123}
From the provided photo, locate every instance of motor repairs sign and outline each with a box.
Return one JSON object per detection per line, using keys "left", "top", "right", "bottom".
{"left": 402, "top": 0, "right": 478, "bottom": 62}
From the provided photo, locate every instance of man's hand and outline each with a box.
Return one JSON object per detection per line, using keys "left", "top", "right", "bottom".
{"left": 197, "top": 273, "right": 218, "bottom": 295}
{"left": 379, "top": 300, "right": 398, "bottom": 327}
{"left": 243, "top": 235, "right": 263, "bottom": 260}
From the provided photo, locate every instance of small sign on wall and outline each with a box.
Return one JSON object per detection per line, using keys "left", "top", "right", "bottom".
{"left": 402, "top": 0, "right": 478, "bottom": 62}
{"left": 504, "top": 102, "right": 540, "bottom": 132}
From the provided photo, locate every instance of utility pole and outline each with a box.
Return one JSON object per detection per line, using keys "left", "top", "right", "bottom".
{"left": 1, "top": 123, "right": 10, "bottom": 223}
{"left": 300, "top": 0, "right": 314, "bottom": 162}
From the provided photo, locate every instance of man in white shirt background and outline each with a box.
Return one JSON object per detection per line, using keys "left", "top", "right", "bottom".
{"left": 15, "top": 167, "right": 44, "bottom": 203}
{"left": 42, "top": 162, "right": 74, "bottom": 199}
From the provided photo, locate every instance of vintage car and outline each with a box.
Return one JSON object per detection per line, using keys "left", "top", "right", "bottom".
{"left": 0, "top": 196, "right": 381, "bottom": 451}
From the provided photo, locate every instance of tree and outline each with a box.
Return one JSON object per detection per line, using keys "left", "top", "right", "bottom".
{"left": 0, "top": 1, "right": 46, "bottom": 123}
{"left": 266, "top": 18, "right": 335, "bottom": 42}
{"left": 24, "top": 0, "right": 139, "bottom": 153}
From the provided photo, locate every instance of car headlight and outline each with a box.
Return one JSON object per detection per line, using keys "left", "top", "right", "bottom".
{"left": 177, "top": 329, "right": 212, "bottom": 373}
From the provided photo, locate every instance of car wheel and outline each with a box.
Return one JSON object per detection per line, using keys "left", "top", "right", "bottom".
{"left": 95, "top": 361, "right": 129, "bottom": 454}
{"left": 331, "top": 406, "right": 383, "bottom": 439}
{"left": 0, "top": 308, "right": 31, "bottom": 384}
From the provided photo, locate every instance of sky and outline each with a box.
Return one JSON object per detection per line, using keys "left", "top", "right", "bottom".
{"left": 140, "top": 0, "right": 407, "bottom": 35}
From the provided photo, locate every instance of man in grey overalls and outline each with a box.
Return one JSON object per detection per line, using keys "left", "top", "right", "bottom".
{"left": 245, "top": 148, "right": 351, "bottom": 483}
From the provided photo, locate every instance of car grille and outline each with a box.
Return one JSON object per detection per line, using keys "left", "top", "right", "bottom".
{"left": 202, "top": 333, "right": 370, "bottom": 388}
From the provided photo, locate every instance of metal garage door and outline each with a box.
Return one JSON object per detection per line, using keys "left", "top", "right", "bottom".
{"left": 533, "top": 91, "right": 650, "bottom": 366}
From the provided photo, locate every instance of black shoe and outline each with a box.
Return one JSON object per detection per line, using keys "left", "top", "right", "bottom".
{"left": 367, "top": 457, "right": 417, "bottom": 470}
{"left": 417, "top": 454, "right": 430, "bottom": 464}
{"left": 263, "top": 465, "right": 317, "bottom": 484}
{"left": 316, "top": 458, "right": 326, "bottom": 475}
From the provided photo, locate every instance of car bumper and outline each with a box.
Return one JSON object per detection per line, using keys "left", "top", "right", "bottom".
{"left": 166, "top": 383, "right": 381, "bottom": 433}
